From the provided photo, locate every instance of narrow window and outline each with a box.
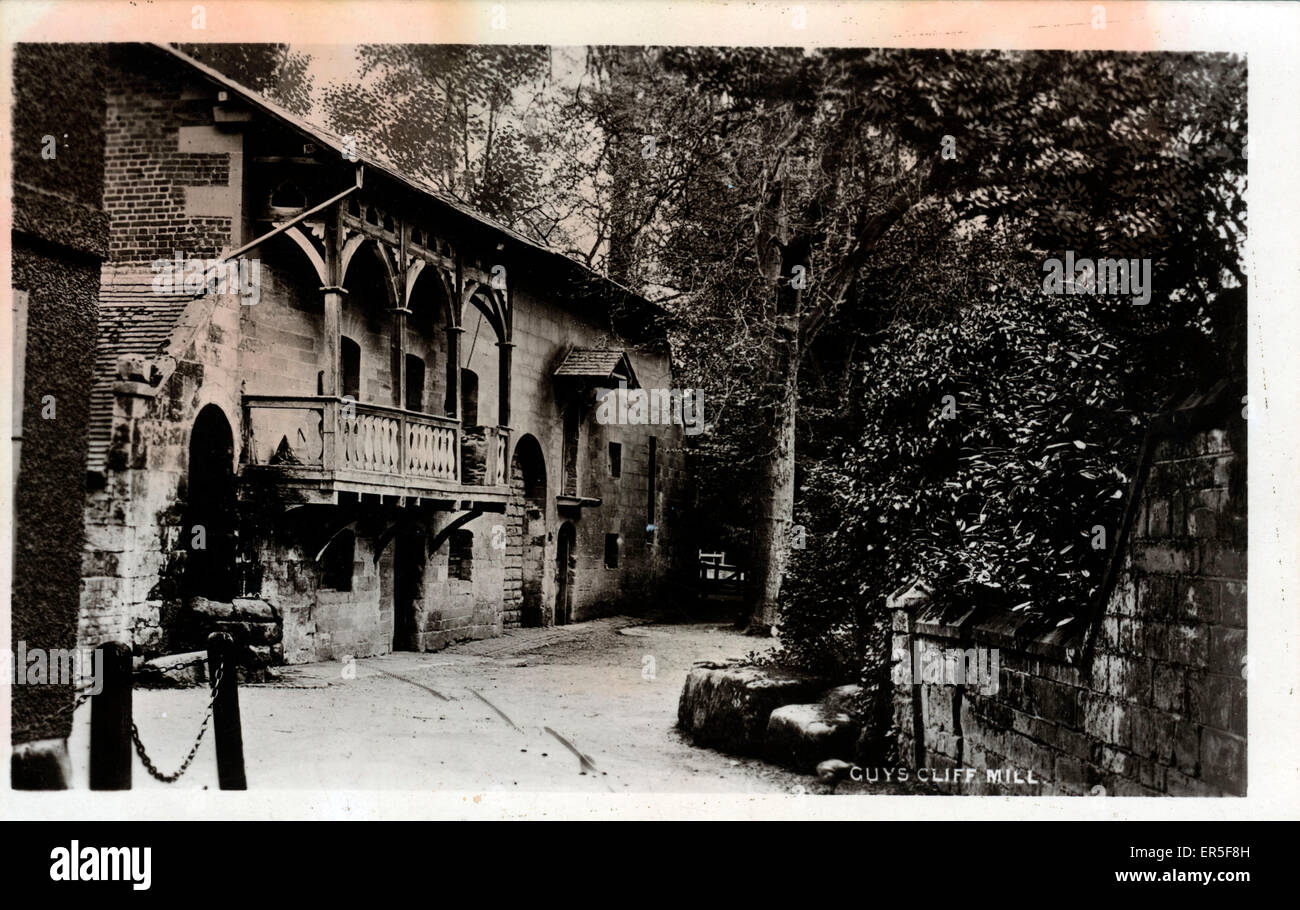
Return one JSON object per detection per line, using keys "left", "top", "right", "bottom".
{"left": 448, "top": 529, "right": 473, "bottom": 581}
{"left": 321, "top": 530, "right": 355, "bottom": 592}
{"left": 604, "top": 533, "right": 620, "bottom": 569}
{"left": 405, "top": 354, "right": 426, "bottom": 412}
{"left": 461, "top": 368, "right": 479, "bottom": 427}
{"left": 608, "top": 442, "right": 622, "bottom": 478}
{"left": 340, "top": 336, "right": 361, "bottom": 402}
{"left": 646, "top": 435, "right": 657, "bottom": 541}
{"left": 563, "top": 404, "right": 580, "bottom": 496}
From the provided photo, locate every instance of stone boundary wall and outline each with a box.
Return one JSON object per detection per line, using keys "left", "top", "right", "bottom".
{"left": 891, "top": 391, "right": 1246, "bottom": 796}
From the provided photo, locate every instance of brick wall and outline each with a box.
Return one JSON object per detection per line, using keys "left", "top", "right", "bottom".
{"left": 103, "top": 51, "right": 238, "bottom": 264}
{"left": 890, "top": 393, "right": 1246, "bottom": 795}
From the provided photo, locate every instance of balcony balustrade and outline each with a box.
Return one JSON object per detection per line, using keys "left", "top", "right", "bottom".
{"left": 242, "top": 395, "right": 510, "bottom": 503}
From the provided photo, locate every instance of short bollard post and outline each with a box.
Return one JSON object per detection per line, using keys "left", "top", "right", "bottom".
{"left": 90, "top": 641, "right": 133, "bottom": 790}
{"left": 207, "top": 632, "right": 247, "bottom": 790}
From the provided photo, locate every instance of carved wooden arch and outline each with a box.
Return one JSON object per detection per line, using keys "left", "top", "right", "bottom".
{"left": 462, "top": 285, "right": 510, "bottom": 344}
{"left": 406, "top": 259, "right": 459, "bottom": 329}
{"left": 340, "top": 235, "right": 401, "bottom": 310}
{"left": 339, "top": 233, "right": 367, "bottom": 285}
{"left": 279, "top": 223, "right": 329, "bottom": 285}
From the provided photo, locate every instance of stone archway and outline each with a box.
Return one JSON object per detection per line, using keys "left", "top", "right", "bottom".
{"left": 505, "top": 435, "right": 547, "bottom": 627}
{"left": 183, "top": 404, "right": 237, "bottom": 603}
{"left": 555, "top": 521, "right": 576, "bottom": 626}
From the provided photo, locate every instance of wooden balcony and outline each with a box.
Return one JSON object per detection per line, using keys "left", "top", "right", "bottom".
{"left": 240, "top": 395, "right": 510, "bottom": 506}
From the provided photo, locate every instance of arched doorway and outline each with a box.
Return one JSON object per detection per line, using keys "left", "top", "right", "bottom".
{"left": 506, "top": 435, "right": 547, "bottom": 627}
{"left": 390, "top": 530, "right": 425, "bottom": 651}
{"left": 555, "top": 521, "right": 576, "bottom": 625}
{"left": 183, "top": 404, "right": 237, "bottom": 602}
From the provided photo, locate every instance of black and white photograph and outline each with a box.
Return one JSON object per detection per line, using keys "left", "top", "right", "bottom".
{"left": 2, "top": 0, "right": 1294, "bottom": 845}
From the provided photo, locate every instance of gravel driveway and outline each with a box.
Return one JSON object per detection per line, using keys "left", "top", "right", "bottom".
{"left": 67, "top": 616, "right": 842, "bottom": 794}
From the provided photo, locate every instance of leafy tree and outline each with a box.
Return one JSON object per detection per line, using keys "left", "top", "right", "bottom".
{"left": 320, "top": 45, "right": 556, "bottom": 227}
{"left": 598, "top": 48, "right": 1244, "bottom": 635}
{"left": 174, "top": 43, "right": 314, "bottom": 116}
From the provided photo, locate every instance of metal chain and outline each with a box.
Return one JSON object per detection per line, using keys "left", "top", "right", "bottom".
{"left": 9, "top": 684, "right": 98, "bottom": 740}
{"left": 131, "top": 664, "right": 224, "bottom": 784}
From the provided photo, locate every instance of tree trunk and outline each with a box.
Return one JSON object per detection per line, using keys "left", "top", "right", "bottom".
{"left": 745, "top": 329, "right": 799, "bottom": 636}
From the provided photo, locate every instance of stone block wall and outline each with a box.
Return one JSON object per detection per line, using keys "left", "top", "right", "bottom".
{"left": 891, "top": 396, "right": 1246, "bottom": 796}
{"left": 414, "top": 512, "right": 506, "bottom": 651}
{"left": 499, "top": 288, "right": 687, "bottom": 627}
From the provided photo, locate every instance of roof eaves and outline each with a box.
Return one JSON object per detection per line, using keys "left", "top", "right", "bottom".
{"left": 148, "top": 43, "right": 660, "bottom": 317}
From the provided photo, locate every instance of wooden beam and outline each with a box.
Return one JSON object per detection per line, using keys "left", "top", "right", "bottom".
{"left": 428, "top": 509, "right": 483, "bottom": 555}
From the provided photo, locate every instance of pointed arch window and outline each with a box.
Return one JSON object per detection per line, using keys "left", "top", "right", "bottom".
{"left": 461, "top": 369, "right": 480, "bottom": 427}
{"left": 341, "top": 336, "right": 361, "bottom": 402}
{"left": 405, "top": 355, "right": 426, "bottom": 412}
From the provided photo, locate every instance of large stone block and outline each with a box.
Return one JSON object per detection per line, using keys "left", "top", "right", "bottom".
{"left": 1186, "top": 672, "right": 1246, "bottom": 735}
{"left": 1165, "top": 768, "right": 1217, "bottom": 797}
{"left": 1200, "top": 727, "right": 1246, "bottom": 794}
{"left": 188, "top": 596, "right": 278, "bottom": 622}
{"left": 136, "top": 650, "right": 207, "bottom": 688}
{"left": 1136, "top": 575, "right": 1177, "bottom": 618}
{"left": 1179, "top": 578, "right": 1220, "bottom": 623}
{"left": 1208, "top": 626, "right": 1246, "bottom": 676}
{"left": 677, "top": 661, "right": 827, "bottom": 757}
{"left": 1132, "top": 543, "right": 1194, "bottom": 576}
{"left": 1167, "top": 624, "right": 1209, "bottom": 668}
{"left": 765, "top": 702, "right": 858, "bottom": 772}
{"left": 1168, "top": 720, "right": 1200, "bottom": 776}
{"left": 1129, "top": 705, "right": 1174, "bottom": 760}
{"left": 1199, "top": 541, "right": 1246, "bottom": 578}
{"left": 211, "top": 619, "right": 282, "bottom": 645}
{"left": 803, "top": 682, "right": 857, "bottom": 715}
{"left": 1151, "top": 662, "right": 1185, "bottom": 713}
{"left": 1220, "top": 581, "right": 1246, "bottom": 628}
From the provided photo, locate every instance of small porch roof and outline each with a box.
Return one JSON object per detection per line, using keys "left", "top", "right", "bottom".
{"left": 552, "top": 348, "right": 639, "bottom": 388}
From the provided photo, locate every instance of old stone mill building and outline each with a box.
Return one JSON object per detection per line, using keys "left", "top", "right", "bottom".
{"left": 78, "top": 44, "right": 686, "bottom": 665}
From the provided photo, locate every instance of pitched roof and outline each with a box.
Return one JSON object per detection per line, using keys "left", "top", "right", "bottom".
{"left": 553, "top": 348, "right": 639, "bottom": 387}
{"left": 86, "top": 47, "right": 667, "bottom": 473}
{"left": 150, "top": 43, "right": 658, "bottom": 315}
{"left": 86, "top": 268, "right": 203, "bottom": 471}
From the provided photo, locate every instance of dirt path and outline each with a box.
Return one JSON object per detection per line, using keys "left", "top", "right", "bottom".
{"left": 67, "top": 617, "right": 846, "bottom": 794}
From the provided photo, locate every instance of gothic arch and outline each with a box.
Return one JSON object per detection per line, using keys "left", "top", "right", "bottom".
{"left": 507, "top": 434, "right": 548, "bottom": 627}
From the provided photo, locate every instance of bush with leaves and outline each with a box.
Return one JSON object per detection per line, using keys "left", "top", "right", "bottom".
{"left": 777, "top": 275, "right": 1148, "bottom": 687}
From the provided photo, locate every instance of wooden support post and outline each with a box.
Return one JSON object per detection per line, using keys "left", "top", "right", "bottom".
{"left": 322, "top": 288, "right": 344, "bottom": 396}
{"left": 207, "top": 633, "right": 247, "bottom": 790}
{"left": 322, "top": 203, "right": 345, "bottom": 398}
{"left": 89, "top": 641, "right": 133, "bottom": 790}
{"left": 445, "top": 326, "right": 462, "bottom": 419}
{"left": 497, "top": 340, "right": 514, "bottom": 428}
{"left": 392, "top": 307, "right": 410, "bottom": 411}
